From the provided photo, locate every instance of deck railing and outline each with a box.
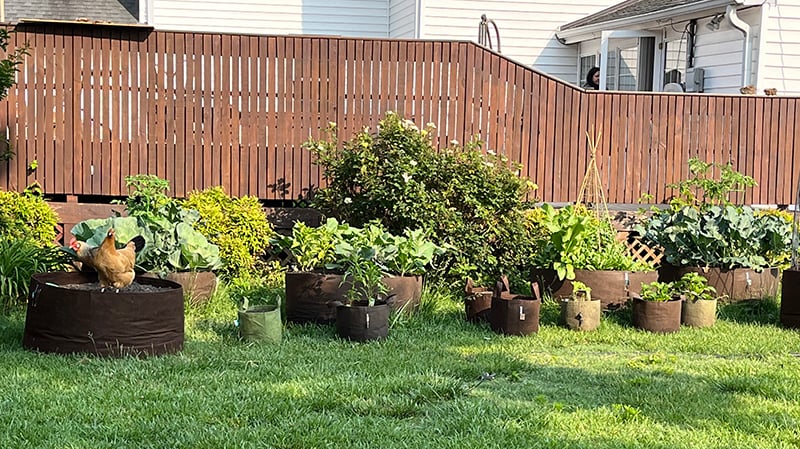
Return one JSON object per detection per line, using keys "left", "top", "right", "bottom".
{"left": 1, "top": 24, "right": 798, "bottom": 206}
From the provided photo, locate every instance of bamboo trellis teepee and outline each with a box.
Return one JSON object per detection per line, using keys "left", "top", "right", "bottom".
{"left": 575, "top": 127, "right": 610, "bottom": 222}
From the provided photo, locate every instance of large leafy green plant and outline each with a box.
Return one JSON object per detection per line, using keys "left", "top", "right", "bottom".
{"left": 72, "top": 175, "right": 221, "bottom": 276}
{"left": 306, "top": 111, "right": 537, "bottom": 285}
{"left": 667, "top": 158, "right": 756, "bottom": 208}
{"left": 334, "top": 234, "right": 390, "bottom": 307}
{"left": 272, "top": 218, "right": 444, "bottom": 276}
{"left": 675, "top": 272, "right": 716, "bottom": 302}
{"left": 639, "top": 205, "right": 790, "bottom": 270}
{"left": 638, "top": 159, "right": 790, "bottom": 270}
{"left": 532, "top": 204, "right": 651, "bottom": 280}
{"left": 639, "top": 273, "right": 717, "bottom": 303}
{"left": 638, "top": 281, "right": 675, "bottom": 302}
{"left": 71, "top": 213, "right": 221, "bottom": 276}
{"left": 271, "top": 218, "right": 347, "bottom": 272}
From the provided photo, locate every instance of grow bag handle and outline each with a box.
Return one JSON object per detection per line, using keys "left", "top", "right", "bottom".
{"left": 530, "top": 282, "right": 541, "bottom": 301}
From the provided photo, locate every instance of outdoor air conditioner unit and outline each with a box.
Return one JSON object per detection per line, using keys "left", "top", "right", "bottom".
{"left": 685, "top": 67, "right": 705, "bottom": 92}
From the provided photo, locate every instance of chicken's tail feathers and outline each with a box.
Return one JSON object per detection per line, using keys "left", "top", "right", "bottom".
{"left": 129, "top": 235, "right": 146, "bottom": 253}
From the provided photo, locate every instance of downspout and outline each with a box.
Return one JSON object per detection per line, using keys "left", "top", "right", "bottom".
{"left": 727, "top": 4, "right": 753, "bottom": 87}
{"left": 416, "top": 0, "right": 424, "bottom": 38}
{"left": 686, "top": 20, "right": 697, "bottom": 68}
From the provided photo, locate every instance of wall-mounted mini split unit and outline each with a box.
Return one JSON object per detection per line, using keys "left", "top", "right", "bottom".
{"left": 685, "top": 67, "right": 705, "bottom": 92}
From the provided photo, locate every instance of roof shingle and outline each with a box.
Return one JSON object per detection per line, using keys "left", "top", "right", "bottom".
{"left": 560, "top": 0, "right": 704, "bottom": 31}
{"left": 4, "top": 0, "right": 139, "bottom": 24}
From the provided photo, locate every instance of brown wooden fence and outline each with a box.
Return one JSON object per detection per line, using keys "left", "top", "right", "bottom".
{"left": 1, "top": 23, "right": 799, "bottom": 206}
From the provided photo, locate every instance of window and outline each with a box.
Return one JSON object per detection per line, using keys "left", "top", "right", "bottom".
{"left": 617, "top": 47, "right": 639, "bottom": 91}
{"left": 580, "top": 55, "right": 596, "bottom": 88}
{"left": 663, "top": 38, "right": 687, "bottom": 89}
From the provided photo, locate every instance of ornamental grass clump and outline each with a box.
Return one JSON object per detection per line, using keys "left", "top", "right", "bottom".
{"left": 305, "top": 111, "right": 538, "bottom": 286}
{"left": 0, "top": 238, "right": 70, "bottom": 311}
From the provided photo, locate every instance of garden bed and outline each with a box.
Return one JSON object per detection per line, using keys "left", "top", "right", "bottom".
{"left": 23, "top": 272, "right": 184, "bottom": 357}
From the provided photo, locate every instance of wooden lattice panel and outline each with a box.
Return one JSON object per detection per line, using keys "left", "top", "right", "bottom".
{"left": 617, "top": 231, "right": 663, "bottom": 266}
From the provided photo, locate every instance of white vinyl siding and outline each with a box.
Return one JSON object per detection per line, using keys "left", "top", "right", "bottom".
{"left": 418, "top": 1, "right": 612, "bottom": 83}
{"left": 390, "top": 0, "right": 417, "bottom": 38}
{"left": 152, "top": 0, "right": 390, "bottom": 37}
{"left": 692, "top": 7, "right": 760, "bottom": 94}
{"left": 760, "top": 2, "right": 800, "bottom": 96}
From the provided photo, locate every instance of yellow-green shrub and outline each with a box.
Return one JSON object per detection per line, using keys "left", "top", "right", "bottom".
{"left": 183, "top": 187, "right": 274, "bottom": 280}
{"left": 0, "top": 189, "right": 59, "bottom": 245}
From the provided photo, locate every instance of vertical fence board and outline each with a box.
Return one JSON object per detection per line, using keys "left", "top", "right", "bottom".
{"left": 221, "top": 34, "right": 234, "bottom": 194}
{"left": 133, "top": 30, "right": 146, "bottom": 178}
{"left": 246, "top": 35, "right": 260, "bottom": 196}
{"left": 792, "top": 100, "right": 800, "bottom": 200}
{"left": 779, "top": 99, "right": 794, "bottom": 201}
{"left": 61, "top": 28, "right": 75, "bottom": 193}
{"left": 264, "top": 36, "right": 278, "bottom": 199}
{"left": 170, "top": 32, "right": 185, "bottom": 197}
{"left": 275, "top": 36, "right": 288, "bottom": 200}
{"left": 536, "top": 76, "right": 548, "bottom": 198}
{"left": 183, "top": 33, "right": 197, "bottom": 194}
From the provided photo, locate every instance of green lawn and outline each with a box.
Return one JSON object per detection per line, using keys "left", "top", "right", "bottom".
{"left": 1, "top": 291, "right": 799, "bottom": 449}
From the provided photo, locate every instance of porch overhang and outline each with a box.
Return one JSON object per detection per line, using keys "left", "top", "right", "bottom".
{"left": 555, "top": 0, "right": 758, "bottom": 44}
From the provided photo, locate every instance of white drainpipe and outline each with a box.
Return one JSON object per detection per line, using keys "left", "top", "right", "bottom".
{"left": 727, "top": 4, "right": 753, "bottom": 87}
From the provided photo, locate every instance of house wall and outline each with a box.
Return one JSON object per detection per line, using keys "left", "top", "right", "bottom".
{"left": 691, "top": 7, "right": 762, "bottom": 94}
{"left": 389, "top": 0, "right": 418, "bottom": 38}
{"left": 760, "top": 1, "right": 800, "bottom": 96}
{"left": 147, "top": 0, "right": 610, "bottom": 84}
{"left": 417, "top": 0, "right": 612, "bottom": 82}
{"left": 150, "top": 0, "right": 390, "bottom": 37}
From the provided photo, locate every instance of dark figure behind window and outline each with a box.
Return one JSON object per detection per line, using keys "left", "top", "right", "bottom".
{"left": 585, "top": 67, "right": 600, "bottom": 90}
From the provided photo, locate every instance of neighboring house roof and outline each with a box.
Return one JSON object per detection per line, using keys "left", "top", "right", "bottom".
{"left": 4, "top": 0, "right": 139, "bottom": 24}
{"left": 560, "top": 0, "right": 703, "bottom": 31}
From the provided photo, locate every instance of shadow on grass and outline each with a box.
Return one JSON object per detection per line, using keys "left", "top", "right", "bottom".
{"left": 602, "top": 305, "right": 634, "bottom": 328}
{"left": 0, "top": 309, "right": 25, "bottom": 350}
{"left": 538, "top": 298, "right": 561, "bottom": 326}
{"left": 717, "top": 296, "right": 781, "bottom": 325}
{"left": 446, "top": 339, "right": 800, "bottom": 447}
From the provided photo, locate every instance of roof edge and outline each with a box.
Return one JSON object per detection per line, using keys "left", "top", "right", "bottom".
{"left": 556, "top": 0, "right": 733, "bottom": 44}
